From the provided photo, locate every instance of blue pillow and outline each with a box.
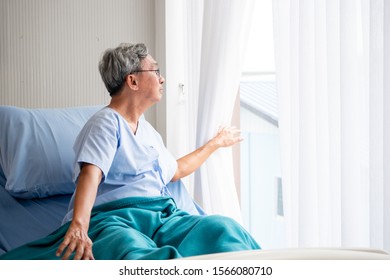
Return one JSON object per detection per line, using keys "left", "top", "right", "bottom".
{"left": 0, "top": 106, "right": 102, "bottom": 198}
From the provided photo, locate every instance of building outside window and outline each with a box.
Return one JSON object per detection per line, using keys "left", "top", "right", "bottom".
{"left": 240, "top": 0, "right": 285, "bottom": 249}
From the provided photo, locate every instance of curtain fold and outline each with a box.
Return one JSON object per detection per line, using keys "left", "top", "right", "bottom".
{"left": 273, "top": 0, "right": 390, "bottom": 251}
{"left": 183, "top": 0, "right": 254, "bottom": 223}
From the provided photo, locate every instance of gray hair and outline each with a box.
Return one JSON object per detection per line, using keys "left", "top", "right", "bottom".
{"left": 98, "top": 43, "right": 148, "bottom": 96}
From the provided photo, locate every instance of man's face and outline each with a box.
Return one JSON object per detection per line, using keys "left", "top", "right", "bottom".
{"left": 137, "top": 55, "right": 165, "bottom": 103}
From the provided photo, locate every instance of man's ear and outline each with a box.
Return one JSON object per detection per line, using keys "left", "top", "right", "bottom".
{"left": 125, "top": 74, "right": 138, "bottom": 90}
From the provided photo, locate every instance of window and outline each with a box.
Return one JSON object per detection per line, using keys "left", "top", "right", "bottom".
{"left": 240, "top": 0, "right": 285, "bottom": 249}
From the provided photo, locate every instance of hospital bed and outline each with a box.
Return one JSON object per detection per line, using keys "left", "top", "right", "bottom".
{"left": 0, "top": 105, "right": 389, "bottom": 260}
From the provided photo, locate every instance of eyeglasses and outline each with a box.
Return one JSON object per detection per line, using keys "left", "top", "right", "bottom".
{"left": 132, "top": 69, "right": 161, "bottom": 78}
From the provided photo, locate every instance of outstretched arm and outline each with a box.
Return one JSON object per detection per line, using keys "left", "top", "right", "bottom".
{"left": 56, "top": 163, "right": 102, "bottom": 260}
{"left": 171, "top": 126, "right": 243, "bottom": 182}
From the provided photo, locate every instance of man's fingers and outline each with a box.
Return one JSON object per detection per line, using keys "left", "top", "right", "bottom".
{"left": 82, "top": 248, "right": 95, "bottom": 260}
{"left": 73, "top": 246, "right": 85, "bottom": 260}
{"left": 56, "top": 237, "right": 71, "bottom": 257}
{"left": 61, "top": 241, "right": 77, "bottom": 260}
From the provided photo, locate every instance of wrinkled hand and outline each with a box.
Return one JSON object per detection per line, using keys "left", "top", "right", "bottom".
{"left": 212, "top": 126, "right": 244, "bottom": 148}
{"left": 56, "top": 222, "right": 94, "bottom": 260}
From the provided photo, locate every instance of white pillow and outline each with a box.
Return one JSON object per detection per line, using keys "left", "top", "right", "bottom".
{"left": 0, "top": 106, "right": 102, "bottom": 198}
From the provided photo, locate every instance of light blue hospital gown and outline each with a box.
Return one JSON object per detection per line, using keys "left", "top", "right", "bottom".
{"left": 63, "top": 107, "right": 178, "bottom": 223}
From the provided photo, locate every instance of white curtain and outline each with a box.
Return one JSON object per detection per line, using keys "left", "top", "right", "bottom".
{"left": 273, "top": 0, "right": 390, "bottom": 251}
{"left": 183, "top": 0, "right": 254, "bottom": 223}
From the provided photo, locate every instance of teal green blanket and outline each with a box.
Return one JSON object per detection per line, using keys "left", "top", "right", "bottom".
{"left": 0, "top": 196, "right": 260, "bottom": 260}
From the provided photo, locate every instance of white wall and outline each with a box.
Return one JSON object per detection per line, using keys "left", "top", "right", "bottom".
{"left": 0, "top": 0, "right": 200, "bottom": 148}
{"left": 155, "top": 0, "right": 195, "bottom": 189}
{"left": 0, "top": 0, "right": 156, "bottom": 123}
{"left": 155, "top": 0, "right": 187, "bottom": 156}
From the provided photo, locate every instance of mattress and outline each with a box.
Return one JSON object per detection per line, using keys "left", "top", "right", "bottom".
{"left": 0, "top": 186, "right": 71, "bottom": 255}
